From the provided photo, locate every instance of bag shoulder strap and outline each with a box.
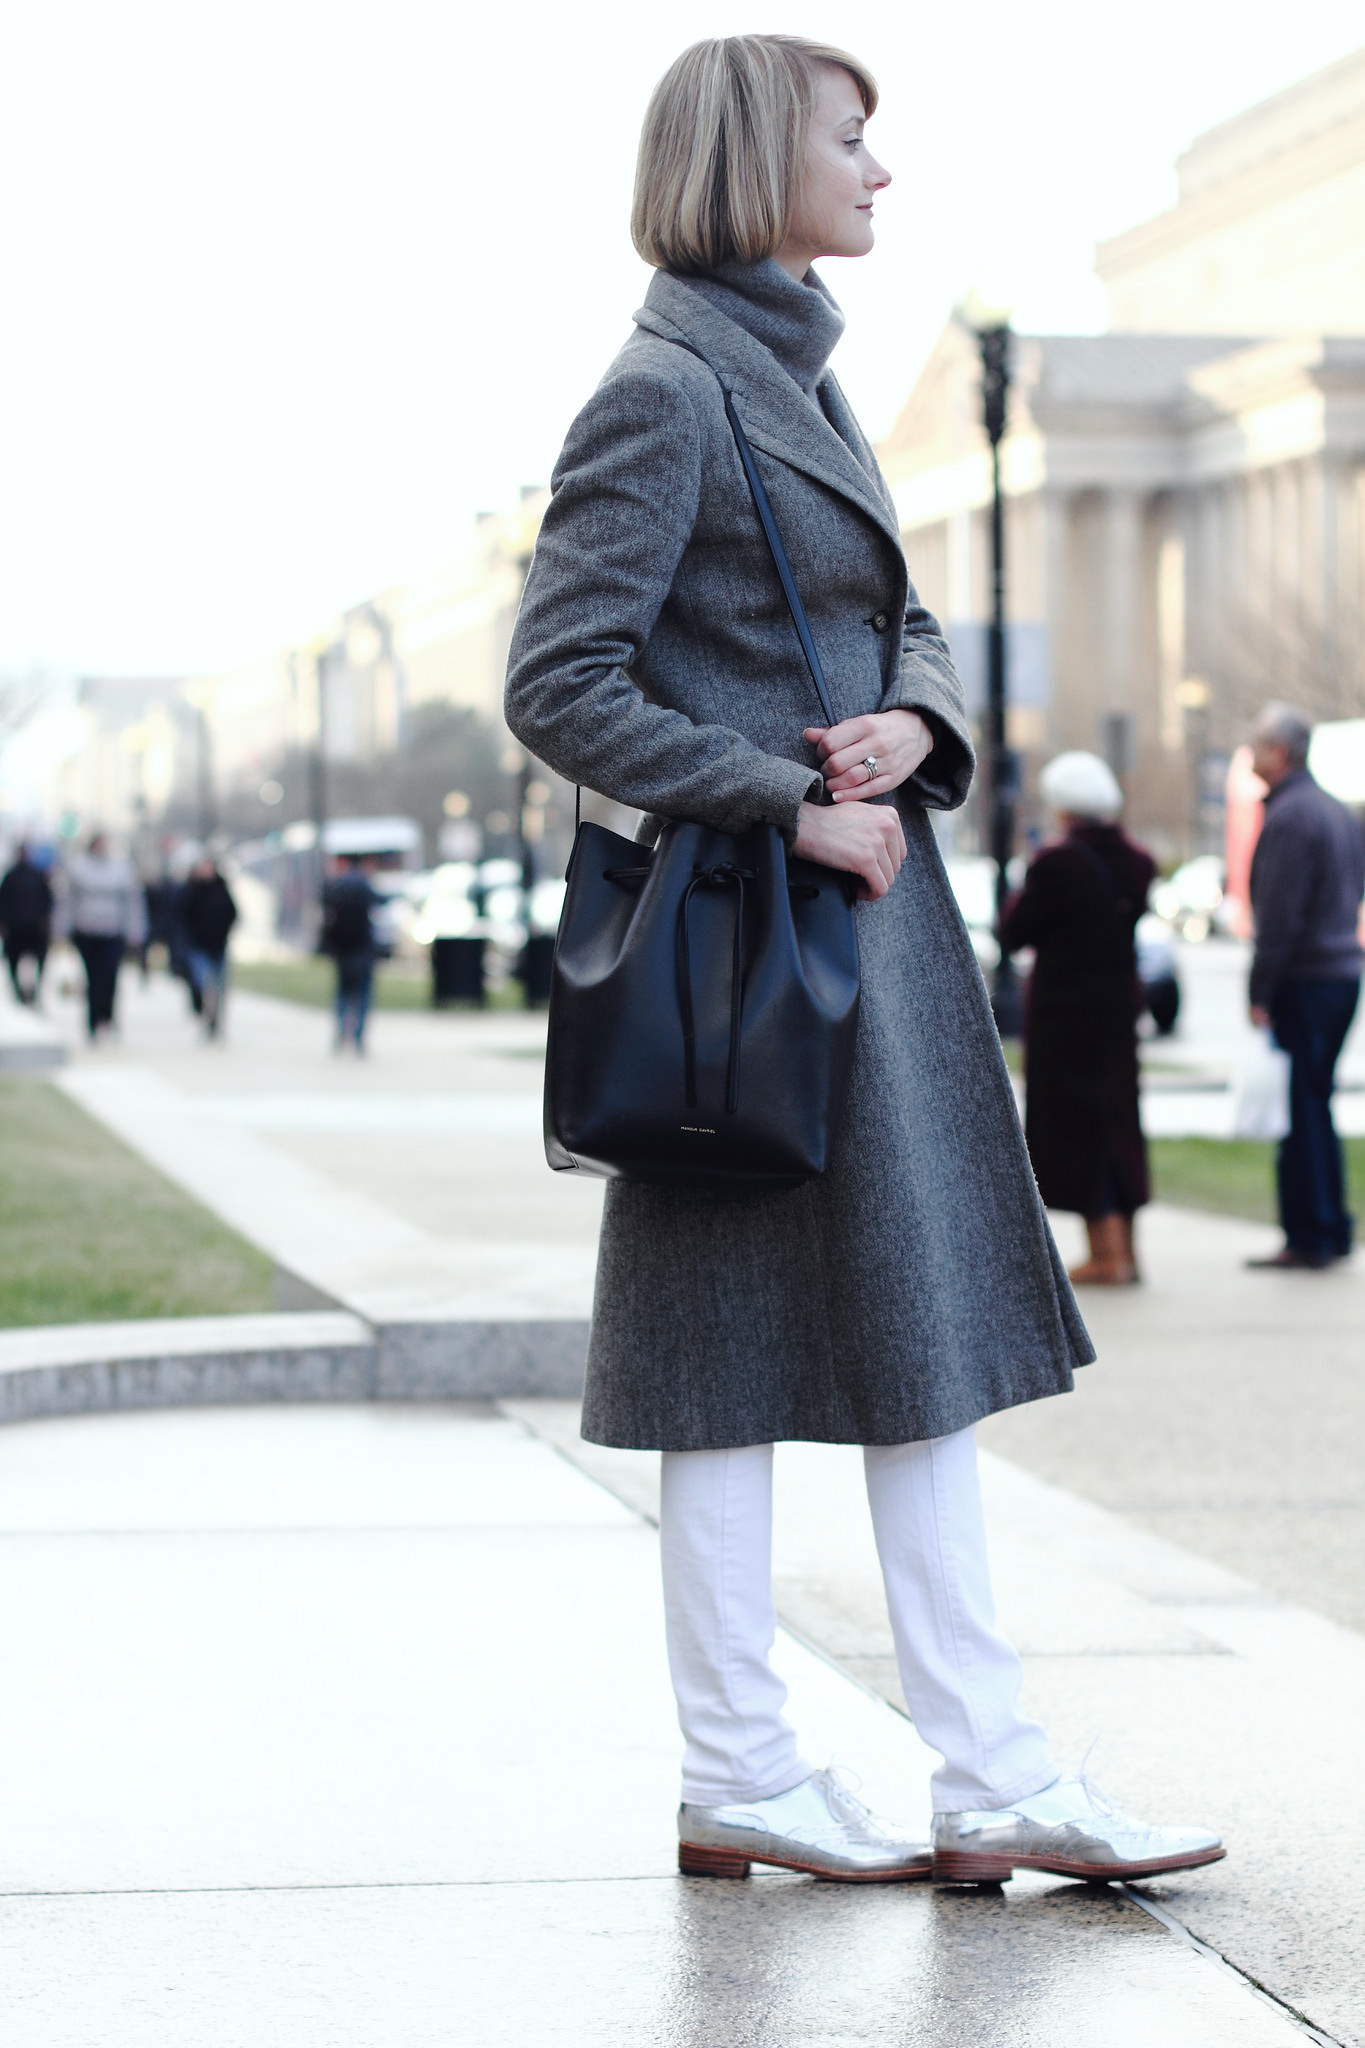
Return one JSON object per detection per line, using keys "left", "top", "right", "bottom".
{"left": 665, "top": 339, "right": 836, "bottom": 730}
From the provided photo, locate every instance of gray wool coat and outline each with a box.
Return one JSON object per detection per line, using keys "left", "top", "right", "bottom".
{"left": 505, "top": 262, "right": 1093, "bottom": 1451}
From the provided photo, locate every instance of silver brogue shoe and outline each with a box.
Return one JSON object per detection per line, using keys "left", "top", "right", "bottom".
{"left": 678, "top": 1768, "right": 932, "bottom": 1882}
{"left": 933, "top": 1774, "right": 1225, "bottom": 1883}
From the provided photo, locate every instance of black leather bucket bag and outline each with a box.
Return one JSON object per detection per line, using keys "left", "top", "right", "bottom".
{"left": 544, "top": 358, "right": 861, "bottom": 1189}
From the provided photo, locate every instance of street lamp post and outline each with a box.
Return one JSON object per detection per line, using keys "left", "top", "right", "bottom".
{"left": 966, "top": 304, "right": 1021, "bottom": 1038}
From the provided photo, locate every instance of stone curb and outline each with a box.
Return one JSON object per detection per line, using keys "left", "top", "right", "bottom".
{"left": 0, "top": 1014, "right": 67, "bottom": 1070}
{"left": 371, "top": 1319, "right": 589, "bottom": 1399}
{"left": 0, "top": 1313, "right": 588, "bottom": 1423}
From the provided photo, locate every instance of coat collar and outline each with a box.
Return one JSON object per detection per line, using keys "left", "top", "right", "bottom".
{"left": 680, "top": 259, "right": 845, "bottom": 395}
{"left": 1263, "top": 766, "right": 1313, "bottom": 809}
{"left": 633, "top": 268, "right": 902, "bottom": 551}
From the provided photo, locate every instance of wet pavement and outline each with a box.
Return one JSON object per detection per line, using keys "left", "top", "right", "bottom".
{"left": 4, "top": 960, "right": 1360, "bottom": 2040}
{"left": 0, "top": 1402, "right": 1323, "bottom": 2048}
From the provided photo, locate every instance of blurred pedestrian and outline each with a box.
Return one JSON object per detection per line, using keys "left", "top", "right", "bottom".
{"left": 180, "top": 855, "right": 237, "bottom": 1039}
{"left": 319, "top": 854, "right": 381, "bottom": 1054}
{"left": 144, "top": 869, "right": 197, "bottom": 1008}
{"left": 1001, "top": 753, "right": 1156, "bottom": 1286}
{"left": 0, "top": 843, "right": 54, "bottom": 1005}
{"left": 1244, "top": 703, "right": 1365, "bottom": 1270}
{"left": 63, "top": 834, "right": 147, "bottom": 1040}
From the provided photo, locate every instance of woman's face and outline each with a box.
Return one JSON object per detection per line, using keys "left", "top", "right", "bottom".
{"left": 775, "top": 65, "right": 890, "bottom": 279}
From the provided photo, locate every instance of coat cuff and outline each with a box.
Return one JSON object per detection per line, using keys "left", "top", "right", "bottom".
{"left": 890, "top": 668, "right": 975, "bottom": 811}
{"left": 765, "top": 757, "right": 826, "bottom": 842}
{"left": 638, "top": 755, "right": 823, "bottom": 849}
{"left": 1249, "top": 957, "right": 1284, "bottom": 1011}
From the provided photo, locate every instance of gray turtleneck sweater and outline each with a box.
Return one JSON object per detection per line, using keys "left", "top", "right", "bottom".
{"left": 682, "top": 259, "right": 846, "bottom": 399}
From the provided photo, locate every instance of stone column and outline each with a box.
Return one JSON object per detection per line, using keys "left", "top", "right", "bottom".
{"left": 1243, "top": 470, "right": 1275, "bottom": 700}
{"left": 1157, "top": 520, "right": 1186, "bottom": 756}
{"left": 1041, "top": 488, "right": 1076, "bottom": 751}
{"left": 1100, "top": 488, "right": 1145, "bottom": 770}
{"left": 1183, "top": 481, "right": 1217, "bottom": 694}
{"left": 1306, "top": 455, "right": 1344, "bottom": 717}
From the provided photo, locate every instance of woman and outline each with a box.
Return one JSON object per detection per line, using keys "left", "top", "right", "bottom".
{"left": 507, "top": 36, "right": 1220, "bottom": 1885}
{"left": 1002, "top": 753, "right": 1157, "bottom": 1287}
{"left": 62, "top": 833, "right": 146, "bottom": 1040}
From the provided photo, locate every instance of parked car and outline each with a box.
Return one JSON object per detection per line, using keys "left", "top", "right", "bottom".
{"left": 1149, "top": 855, "right": 1231, "bottom": 942}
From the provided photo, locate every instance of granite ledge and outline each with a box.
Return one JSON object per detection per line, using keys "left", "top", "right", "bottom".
{"left": 0, "top": 1313, "right": 589, "bottom": 1420}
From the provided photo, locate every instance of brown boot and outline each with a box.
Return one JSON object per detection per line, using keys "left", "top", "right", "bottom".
{"left": 1119, "top": 1212, "right": 1141, "bottom": 1284}
{"left": 1068, "top": 1213, "right": 1138, "bottom": 1286}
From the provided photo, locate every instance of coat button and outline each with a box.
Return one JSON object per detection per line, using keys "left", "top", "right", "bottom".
{"left": 870, "top": 611, "right": 890, "bottom": 633}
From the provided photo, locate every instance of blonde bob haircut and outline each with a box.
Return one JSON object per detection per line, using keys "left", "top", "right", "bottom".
{"left": 632, "top": 35, "right": 878, "bottom": 276}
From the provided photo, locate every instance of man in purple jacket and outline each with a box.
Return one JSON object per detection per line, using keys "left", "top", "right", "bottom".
{"left": 1247, "top": 704, "right": 1365, "bottom": 1269}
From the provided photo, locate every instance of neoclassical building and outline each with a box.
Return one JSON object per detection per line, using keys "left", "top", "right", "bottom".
{"left": 1096, "top": 46, "right": 1365, "bottom": 335}
{"left": 54, "top": 50, "right": 1365, "bottom": 856}
{"left": 877, "top": 46, "right": 1365, "bottom": 855}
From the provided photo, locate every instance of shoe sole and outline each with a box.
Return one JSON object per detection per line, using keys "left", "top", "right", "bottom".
{"left": 679, "top": 1841, "right": 932, "bottom": 1883}
{"left": 933, "top": 1843, "right": 1227, "bottom": 1884}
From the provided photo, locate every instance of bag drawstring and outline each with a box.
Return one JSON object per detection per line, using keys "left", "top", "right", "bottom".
{"left": 677, "top": 863, "right": 756, "bottom": 1114}
{"left": 606, "top": 859, "right": 823, "bottom": 1115}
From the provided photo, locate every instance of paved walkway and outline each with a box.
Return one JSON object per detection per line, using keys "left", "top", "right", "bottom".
{"left": 4, "top": 959, "right": 1363, "bottom": 2040}
{"left": 0, "top": 1399, "right": 1334, "bottom": 2047}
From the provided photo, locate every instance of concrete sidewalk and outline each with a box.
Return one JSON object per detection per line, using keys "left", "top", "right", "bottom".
{"left": 41, "top": 972, "right": 1365, "bottom": 1626}
{"left": 0, "top": 1399, "right": 1328, "bottom": 2047}
{"left": 512, "top": 1402, "right": 1365, "bottom": 2048}
{"left": 13, "top": 963, "right": 1364, "bottom": 2039}
{"left": 993, "top": 1202, "right": 1365, "bottom": 1635}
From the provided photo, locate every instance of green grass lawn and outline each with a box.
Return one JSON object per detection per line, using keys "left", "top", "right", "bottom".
{"left": 0, "top": 1079, "right": 274, "bottom": 1326}
{"left": 1148, "top": 1135, "right": 1365, "bottom": 1225}
{"left": 230, "top": 958, "right": 526, "bottom": 1011}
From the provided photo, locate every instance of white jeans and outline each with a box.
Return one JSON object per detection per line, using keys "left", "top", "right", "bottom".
{"left": 659, "top": 1428, "right": 1057, "bottom": 1813}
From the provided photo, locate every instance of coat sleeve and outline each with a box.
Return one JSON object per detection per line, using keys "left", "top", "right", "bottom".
{"left": 1249, "top": 812, "right": 1319, "bottom": 1008}
{"left": 999, "top": 850, "right": 1065, "bottom": 952}
{"left": 886, "top": 591, "right": 975, "bottom": 813}
{"left": 505, "top": 368, "right": 822, "bottom": 836}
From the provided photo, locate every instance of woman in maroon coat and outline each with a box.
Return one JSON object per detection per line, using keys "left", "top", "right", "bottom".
{"left": 1001, "top": 753, "right": 1157, "bottom": 1285}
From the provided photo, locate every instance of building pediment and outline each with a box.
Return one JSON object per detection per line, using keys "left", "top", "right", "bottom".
{"left": 876, "top": 330, "right": 1283, "bottom": 511}
{"left": 1093, "top": 44, "right": 1365, "bottom": 334}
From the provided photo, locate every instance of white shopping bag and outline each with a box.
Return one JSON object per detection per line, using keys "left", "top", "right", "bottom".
{"left": 1232, "top": 1028, "right": 1291, "bottom": 1141}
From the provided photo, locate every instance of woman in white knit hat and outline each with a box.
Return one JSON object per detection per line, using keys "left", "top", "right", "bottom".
{"left": 1001, "top": 753, "right": 1157, "bottom": 1284}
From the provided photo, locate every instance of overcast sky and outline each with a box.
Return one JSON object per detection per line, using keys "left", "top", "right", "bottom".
{"left": 1, "top": 0, "right": 1363, "bottom": 680}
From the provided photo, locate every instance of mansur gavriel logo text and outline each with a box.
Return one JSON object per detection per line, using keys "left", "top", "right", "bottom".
{"left": 680, "top": 1126, "right": 717, "bottom": 1135}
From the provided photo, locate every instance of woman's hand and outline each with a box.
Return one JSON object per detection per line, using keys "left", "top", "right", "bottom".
{"left": 792, "top": 798, "right": 907, "bottom": 901}
{"left": 803, "top": 709, "right": 933, "bottom": 801}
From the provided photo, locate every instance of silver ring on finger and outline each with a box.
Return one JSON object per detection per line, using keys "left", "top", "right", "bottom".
{"left": 863, "top": 755, "right": 879, "bottom": 783}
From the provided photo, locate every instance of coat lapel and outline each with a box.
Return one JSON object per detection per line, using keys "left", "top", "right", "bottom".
{"left": 634, "top": 274, "right": 903, "bottom": 554}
